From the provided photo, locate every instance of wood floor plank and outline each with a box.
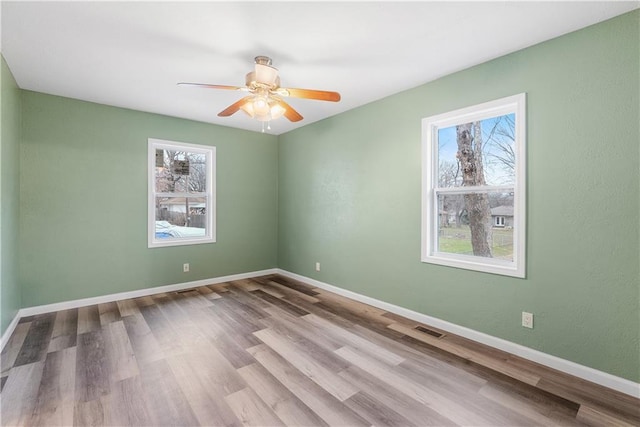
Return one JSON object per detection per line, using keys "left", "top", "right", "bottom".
{"left": 178, "top": 299, "right": 257, "bottom": 369}
{"left": 172, "top": 289, "right": 215, "bottom": 309}
{"left": 266, "top": 276, "right": 321, "bottom": 297}
{"left": 195, "top": 285, "right": 222, "bottom": 299}
{"left": 230, "top": 279, "right": 262, "bottom": 292}
{"left": 73, "top": 397, "right": 108, "bottom": 427}
{"left": 133, "top": 295, "right": 155, "bottom": 307}
{"left": 166, "top": 349, "right": 243, "bottom": 427}
{"left": 77, "top": 305, "right": 101, "bottom": 335}
{"left": 303, "top": 313, "right": 406, "bottom": 366}
{"left": 102, "top": 320, "right": 139, "bottom": 383}
{"left": 247, "top": 344, "right": 370, "bottom": 427}
{"left": 224, "top": 387, "right": 286, "bottom": 427}
{"left": 478, "top": 382, "right": 581, "bottom": 426}
{"left": 75, "top": 329, "right": 110, "bottom": 402}
{"left": 206, "top": 283, "right": 230, "bottom": 293}
{"left": 218, "top": 287, "right": 272, "bottom": 318}
{"left": 47, "top": 309, "right": 78, "bottom": 354}
{"left": 98, "top": 302, "right": 122, "bottom": 325}
{"left": 259, "top": 309, "right": 343, "bottom": 352}
{"left": 121, "top": 313, "right": 165, "bottom": 366}
{"left": 237, "top": 362, "right": 329, "bottom": 427}
{"left": 30, "top": 346, "right": 77, "bottom": 427}
{"left": 344, "top": 390, "right": 419, "bottom": 427}
{"left": 252, "top": 289, "right": 311, "bottom": 317}
{"left": 138, "top": 302, "right": 188, "bottom": 358}
{"left": 249, "top": 282, "right": 285, "bottom": 299}
{"left": 536, "top": 376, "right": 640, "bottom": 425}
{"left": 314, "top": 288, "right": 391, "bottom": 319}
{"left": 1, "top": 321, "right": 31, "bottom": 375}
{"left": 207, "top": 301, "right": 264, "bottom": 348}
{"left": 105, "top": 375, "right": 153, "bottom": 426}
{"left": 169, "top": 339, "right": 247, "bottom": 397}
{"left": 392, "top": 358, "right": 549, "bottom": 426}
{"left": 13, "top": 313, "right": 56, "bottom": 367}
{"left": 139, "top": 359, "right": 200, "bottom": 426}
{"left": 576, "top": 404, "right": 638, "bottom": 427}
{"left": 254, "top": 328, "right": 358, "bottom": 402}
{"left": 116, "top": 298, "right": 140, "bottom": 317}
{"left": 264, "top": 280, "right": 322, "bottom": 303}
{"left": 209, "top": 327, "right": 257, "bottom": 369}
{"left": 0, "top": 361, "right": 46, "bottom": 426}
{"left": 390, "top": 335, "right": 490, "bottom": 390}
{"left": 339, "top": 365, "right": 457, "bottom": 426}
{"left": 314, "top": 300, "right": 406, "bottom": 341}
{"left": 335, "top": 345, "right": 489, "bottom": 425}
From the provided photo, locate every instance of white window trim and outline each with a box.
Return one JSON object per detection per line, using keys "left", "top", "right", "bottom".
{"left": 421, "top": 93, "right": 526, "bottom": 278}
{"left": 148, "top": 138, "right": 216, "bottom": 248}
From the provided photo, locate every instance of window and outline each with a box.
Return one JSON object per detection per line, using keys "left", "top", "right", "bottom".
{"left": 148, "top": 138, "right": 215, "bottom": 248}
{"left": 421, "top": 94, "right": 526, "bottom": 277}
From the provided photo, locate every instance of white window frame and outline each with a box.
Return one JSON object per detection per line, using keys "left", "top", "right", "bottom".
{"left": 421, "top": 93, "right": 526, "bottom": 278}
{"left": 148, "top": 138, "right": 216, "bottom": 248}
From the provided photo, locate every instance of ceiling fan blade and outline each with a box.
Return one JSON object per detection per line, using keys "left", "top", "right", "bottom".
{"left": 218, "top": 96, "right": 253, "bottom": 117}
{"left": 276, "top": 99, "right": 303, "bottom": 122}
{"left": 178, "top": 82, "right": 248, "bottom": 91}
{"left": 275, "top": 87, "right": 341, "bottom": 102}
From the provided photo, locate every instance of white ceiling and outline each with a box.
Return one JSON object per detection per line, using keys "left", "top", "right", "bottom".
{"left": 2, "top": 1, "right": 638, "bottom": 135}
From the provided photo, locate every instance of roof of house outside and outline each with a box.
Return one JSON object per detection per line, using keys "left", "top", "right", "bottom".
{"left": 491, "top": 206, "right": 514, "bottom": 216}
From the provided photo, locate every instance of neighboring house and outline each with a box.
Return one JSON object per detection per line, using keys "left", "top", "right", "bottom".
{"left": 491, "top": 205, "right": 514, "bottom": 228}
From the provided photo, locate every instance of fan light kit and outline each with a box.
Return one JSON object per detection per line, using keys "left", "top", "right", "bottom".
{"left": 179, "top": 56, "right": 341, "bottom": 132}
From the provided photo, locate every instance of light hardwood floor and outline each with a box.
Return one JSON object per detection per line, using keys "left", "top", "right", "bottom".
{"left": 1, "top": 275, "right": 638, "bottom": 426}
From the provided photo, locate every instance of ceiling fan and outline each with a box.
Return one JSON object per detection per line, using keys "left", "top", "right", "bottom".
{"left": 178, "top": 56, "right": 341, "bottom": 125}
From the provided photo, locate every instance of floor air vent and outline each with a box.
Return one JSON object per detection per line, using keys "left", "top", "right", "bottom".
{"left": 414, "top": 325, "right": 445, "bottom": 338}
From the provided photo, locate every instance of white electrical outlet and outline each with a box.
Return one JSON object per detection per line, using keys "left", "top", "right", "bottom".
{"left": 522, "top": 311, "right": 534, "bottom": 329}
{"left": 315, "top": 262, "right": 321, "bottom": 272}
{"left": 183, "top": 263, "right": 190, "bottom": 273}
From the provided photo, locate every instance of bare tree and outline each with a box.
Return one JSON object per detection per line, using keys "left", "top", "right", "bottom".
{"left": 456, "top": 122, "right": 492, "bottom": 257}
{"left": 485, "top": 115, "right": 515, "bottom": 183}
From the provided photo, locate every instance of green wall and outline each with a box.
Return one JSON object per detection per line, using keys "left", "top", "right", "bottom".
{"left": 20, "top": 92, "right": 278, "bottom": 307}
{"left": 278, "top": 11, "right": 640, "bottom": 382}
{"left": 1, "top": 57, "right": 22, "bottom": 334}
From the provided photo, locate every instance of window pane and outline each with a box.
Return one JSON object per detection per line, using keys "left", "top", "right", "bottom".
{"left": 154, "top": 196, "right": 207, "bottom": 239}
{"left": 437, "top": 192, "right": 514, "bottom": 261}
{"left": 155, "top": 149, "right": 207, "bottom": 193}
{"left": 437, "top": 113, "right": 516, "bottom": 188}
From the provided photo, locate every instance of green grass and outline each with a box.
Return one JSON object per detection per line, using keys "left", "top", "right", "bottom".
{"left": 438, "top": 225, "right": 513, "bottom": 260}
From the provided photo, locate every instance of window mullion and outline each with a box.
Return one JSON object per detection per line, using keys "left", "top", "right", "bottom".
{"left": 434, "top": 185, "right": 514, "bottom": 195}
{"left": 155, "top": 192, "right": 208, "bottom": 198}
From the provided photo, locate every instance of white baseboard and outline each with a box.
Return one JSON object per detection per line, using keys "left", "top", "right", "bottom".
{"left": 0, "top": 310, "right": 22, "bottom": 352}
{"left": 18, "top": 268, "right": 278, "bottom": 318}
{"left": 276, "top": 269, "right": 640, "bottom": 399}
